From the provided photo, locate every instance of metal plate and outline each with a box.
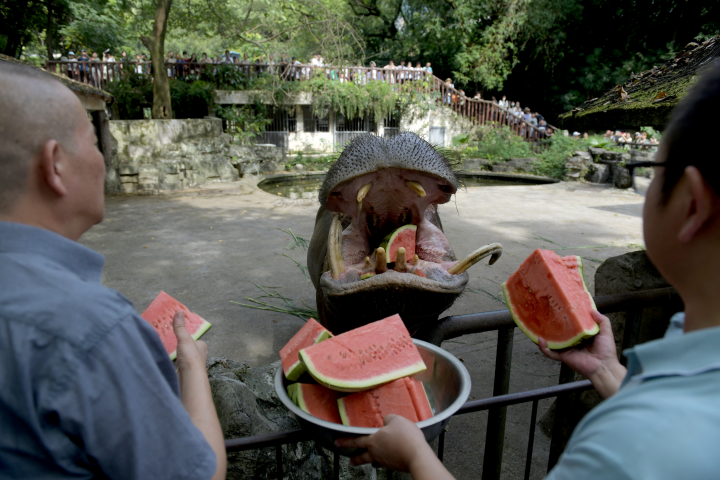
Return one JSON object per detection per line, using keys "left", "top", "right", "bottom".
{"left": 274, "top": 339, "right": 471, "bottom": 456}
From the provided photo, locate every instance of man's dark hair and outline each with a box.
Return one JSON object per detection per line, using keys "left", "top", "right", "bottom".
{"left": 661, "top": 60, "right": 720, "bottom": 199}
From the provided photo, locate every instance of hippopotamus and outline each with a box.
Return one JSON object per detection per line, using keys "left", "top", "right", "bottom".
{"left": 307, "top": 132, "right": 502, "bottom": 335}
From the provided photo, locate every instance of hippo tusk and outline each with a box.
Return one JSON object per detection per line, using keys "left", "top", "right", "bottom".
{"left": 394, "top": 247, "right": 407, "bottom": 272}
{"left": 357, "top": 182, "right": 372, "bottom": 212}
{"left": 374, "top": 247, "right": 387, "bottom": 273}
{"left": 364, "top": 256, "right": 372, "bottom": 270}
{"left": 411, "top": 254, "right": 419, "bottom": 266}
{"left": 328, "top": 214, "right": 345, "bottom": 279}
{"left": 447, "top": 243, "right": 503, "bottom": 275}
{"left": 405, "top": 180, "right": 426, "bottom": 197}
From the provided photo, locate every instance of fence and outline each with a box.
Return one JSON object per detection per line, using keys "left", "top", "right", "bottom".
{"left": 45, "top": 60, "right": 555, "bottom": 146}
{"left": 223, "top": 287, "right": 682, "bottom": 480}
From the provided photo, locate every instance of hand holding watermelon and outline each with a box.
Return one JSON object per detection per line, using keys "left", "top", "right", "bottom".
{"left": 538, "top": 311, "right": 627, "bottom": 399}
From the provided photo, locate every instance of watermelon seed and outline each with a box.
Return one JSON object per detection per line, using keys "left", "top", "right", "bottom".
{"left": 153, "top": 322, "right": 158, "bottom": 327}
{"left": 371, "top": 354, "right": 375, "bottom": 357}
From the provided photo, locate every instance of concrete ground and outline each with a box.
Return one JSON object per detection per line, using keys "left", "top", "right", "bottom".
{"left": 81, "top": 177, "right": 645, "bottom": 480}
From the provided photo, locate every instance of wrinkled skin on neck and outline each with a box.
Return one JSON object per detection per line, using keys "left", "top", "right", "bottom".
{"left": 307, "top": 133, "right": 501, "bottom": 335}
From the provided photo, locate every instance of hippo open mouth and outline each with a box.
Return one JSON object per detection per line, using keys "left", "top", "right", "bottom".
{"left": 308, "top": 133, "right": 502, "bottom": 333}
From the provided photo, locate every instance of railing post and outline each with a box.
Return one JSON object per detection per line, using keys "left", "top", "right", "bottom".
{"left": 482, "top": 325, "right": 515, "bottom": 480}
{"left": 547, "top": 362, "right": 577, "bottom": 471}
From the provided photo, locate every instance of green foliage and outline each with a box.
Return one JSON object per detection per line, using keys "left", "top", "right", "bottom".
{"left": 284, "top": 153, "right": 339, "bottom": 171}
{"left": 464, "top": 126, "right": 534, "bottom": 161}
{"left": 452, "top": 133, "right": 471, "bottom": 146}
{"left": 106, "top": 74, "right": 215, "bottom": 119}
{"left": 214, "top": 104, "right": 272, "bottom": 145}
{"left": 640, "top": 126, "right": 662, "bottom": 140}
{"left": 533, "top": 135, "right": 586, "bottom": 179}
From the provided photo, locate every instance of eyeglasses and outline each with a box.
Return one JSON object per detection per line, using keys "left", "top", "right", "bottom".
{"left": 626, "top": 161, "right": 666, "bottom": 196}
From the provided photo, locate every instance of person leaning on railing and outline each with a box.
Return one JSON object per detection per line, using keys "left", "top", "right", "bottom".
{"left": 336, "top": 62, "right": 720, "bottom": 480}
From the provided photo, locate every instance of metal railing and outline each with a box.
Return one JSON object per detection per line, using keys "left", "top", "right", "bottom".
{"left": 45, "top": 60, "right": 554, "bottom": 146}
{"left": 222, "top": 287, "right": 682, "bottom": 480}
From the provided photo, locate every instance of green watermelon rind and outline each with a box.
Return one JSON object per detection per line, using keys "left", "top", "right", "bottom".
{"left": 298, "top": 349, "right": 427, "bottom": 393}
{"left": 503, "top": 255, "right": 599, "bottom": 350}
{"left": 169, "top": 319, "right": 212, "bottom": 361}
{"left": 284, "top": 330, "right": 333, "bottom": 381}
{"left": 287, "top": 383, "right": 308, "bottom": 412}
{"left": 379, "top": 225, "right": 417, "bottom": 264}
{"left": 337, "top": 398, "right": 350, "bottom": 426}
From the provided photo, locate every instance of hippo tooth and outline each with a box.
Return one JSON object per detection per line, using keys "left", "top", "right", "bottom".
{"left": 411, "top": 254, "right": 419, "bottom": 266}
{"left": 374, "top": 247, "right": 388, "bottom": 273}
{"left": 356, "top": 182, "right": 372, "bottom": 212}
{"left": 394, "top": 247, "right": 407, "bottom": 272}
{"left": 447, "top": 243, "right": 503, "bottom": 275}
{"left": 405, "top": 180, "right": 426, "bottom": 198}
{"left": 364, "top": 256, "right": 372, "bottom": 269}
{"left": 328, "top": 214, "right": 345, "bottom": 279}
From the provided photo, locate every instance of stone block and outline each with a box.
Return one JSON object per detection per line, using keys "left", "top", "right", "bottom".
{"left": 120, "top": 174, "right": 138, "bottom": 184}
{"left": 119, "top": 165, "right": 140, "bottom": 175}
{"left": 491, "top": 165, "right": 512, "bottom": 173}
{"left": 600, "top": 151, "right": 624, "bottom": 162}
{"left": 565, "top": 155, "right": 592, "bottom": 181}
{"left": 588, "top": 147, "right": 606, "bottom": 159}
{"left": 614, "top": 165, "right": 633, "bottom": 189}
{"left": 585, "top": 163, "right": 609, "bottom": 183}
{"left": 463, "top": 158, "right": 491, "bottom": 170}
{"left": 121, "top": 183, "right": 137, "bottom": 194}
{"left": 573, "top": 151, "right": 592, "bottom": 160}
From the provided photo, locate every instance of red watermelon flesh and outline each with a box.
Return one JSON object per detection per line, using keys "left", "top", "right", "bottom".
{"left": 298, "top": 314, "right": 426, "bottom": 392}
{"left": 338, "top": 378, "right": 419, "bottom": 427}
{"left": 280, "top": 318, "right": 333, "bottom": 381}
{"left": 403, "top": 377, "right": 434, "bottom": 421}
{"left": 380, "top": 225, "right": 416, "bottom": 263}
{"left": 287, "top": 383, "right": 342, "bottom": 424}
{"left": 141, "top": 291, "right": 212, "bottom": 360}
{"left": 502, "top": 249, "right": 598, "bottom": 350}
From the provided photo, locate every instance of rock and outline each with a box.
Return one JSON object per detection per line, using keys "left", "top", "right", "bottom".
{"left": 208, "top": 358, "right": 376, "bottom": 480}
{"left": 588, "top": 147, "right": 606, "bottom": 160}
{"left": 585, "top": 163, "right": 609, "bottom": 183}
{"left": 564, "top": 155, "right": 592, "bottom": 181}
{"left": 507, "top": 157, "right": 538, "bottom": 173}
{"left": 573, "top": 151, "right": 592, "bottom": 160}
{"left": 491, "top": 165, "right": 512, "bottom": 173}
{"left": 295, "top": 164, "right": 304, "bottom": 171}
{"left": 121, "top": 183, "right": 137, "bottom": 194}
{"left": 600, "top": 151, "right": 624, "bottom": 162}
{"left": 613, "top": 165, "right": 633, "bottom": 189}
{"left": 109, "top": 118, "right": 241, "bottom": 194}
{"left": 462, "top": 158, "right": 491, "bottom": 171}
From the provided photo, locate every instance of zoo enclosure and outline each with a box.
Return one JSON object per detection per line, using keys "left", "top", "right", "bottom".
{"left": 45, "top": 61, "right": 557, "bottom": 146}
{"left": 223, "top": 287, "right": 682, "bottom": 480}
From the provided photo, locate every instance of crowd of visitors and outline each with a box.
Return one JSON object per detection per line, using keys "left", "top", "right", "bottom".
{"left": 55, "top": 48, "right": 439, "bottom": 87}
{"left": 603, "top": 129, "right": 660, "bottom": 151}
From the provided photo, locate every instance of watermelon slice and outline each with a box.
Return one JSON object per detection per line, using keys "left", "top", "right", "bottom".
{"left": 280, "top": 318, "right": 333, "bottom": 381}
{"left": 298, "top": 314, "right": 426, "bottom": 392}
{"left": 502, "top": 249, "right": 599, "bottom": 350}
{"left": 403, "top": 377, "right": 434, "bottom": 421}
{"left": 338, "top": 378, "right": 419, "bottom": 427}
{"left": 287, "top": 383, "right": 343, "bottom": 424}
{"left": 141, "top": 291, "right": 212, "bottom": 360}
{"left": 379, "top": 225, "right": 416, "bottom": 263}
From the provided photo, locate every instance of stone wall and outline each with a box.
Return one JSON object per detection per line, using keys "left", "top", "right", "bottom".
{"left": 108, "top": 119, "right": 285, "bottom": 194}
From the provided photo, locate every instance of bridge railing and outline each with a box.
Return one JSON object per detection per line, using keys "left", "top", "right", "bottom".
{"left": 45, "top": 60, "right": 556, "bottom": 143}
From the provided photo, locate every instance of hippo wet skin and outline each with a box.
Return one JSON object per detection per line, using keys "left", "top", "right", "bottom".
{"left": 307, "top": 133, "right": 502, "bottom": 335}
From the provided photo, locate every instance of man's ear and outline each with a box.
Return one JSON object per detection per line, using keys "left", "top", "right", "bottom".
{"left": 678, "top": 166, "right": 716, "bottom": 243}
{"left": 38, "top": 140, "right": 68, "bottom": 197}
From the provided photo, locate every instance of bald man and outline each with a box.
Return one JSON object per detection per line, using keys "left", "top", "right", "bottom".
{"left": 0, "top": 62, "right": 226, "bottom": 479}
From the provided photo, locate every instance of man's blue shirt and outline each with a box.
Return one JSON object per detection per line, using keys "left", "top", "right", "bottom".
{"left": 547, "top": 313, "right": 720, "bottom": 479}
{"left": 0, "top": 221, "right": 216, "bottom": 479}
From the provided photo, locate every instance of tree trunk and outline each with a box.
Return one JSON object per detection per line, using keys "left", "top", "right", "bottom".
{"left": 140, "top": 0, "right": 173, "bottom": 119}
{"left": 46, "top": 0, "right": 54, "bottom": 60}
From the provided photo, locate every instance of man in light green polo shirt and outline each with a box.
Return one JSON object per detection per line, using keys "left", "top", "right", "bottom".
{"left": 336, "top": 62, "right": 720, "bottom": 480}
